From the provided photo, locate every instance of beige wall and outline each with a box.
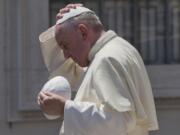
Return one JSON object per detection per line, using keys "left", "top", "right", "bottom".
{"left": 0, "top": 0, "right": 180, "bottom": 135}
{"left": 0, "top": 0, "right": 62, "bottom": 135}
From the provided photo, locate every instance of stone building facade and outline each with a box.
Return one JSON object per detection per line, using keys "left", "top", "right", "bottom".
{"left": 0, "top": 0, "right": 180, "bottom": 135}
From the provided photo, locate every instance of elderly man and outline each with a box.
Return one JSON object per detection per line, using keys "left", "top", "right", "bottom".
{"left": 38, "top": 4, "right": 158, "bottom": 135}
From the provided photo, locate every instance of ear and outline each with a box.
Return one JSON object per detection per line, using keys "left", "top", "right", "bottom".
{"left": 78, "top": 24, "right": 88, "bottom": 40}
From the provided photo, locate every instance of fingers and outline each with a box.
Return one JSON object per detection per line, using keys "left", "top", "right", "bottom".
{"left": 59, "top": 8, "right": 70, "bottom": 14}
{"left": 43, "top": 91, "right": 53, "bottom": 96}
{"left": 65, "top": 3, "right": 83, "bottom": 9}
{"left": 37, "top": 92, "right": 51, "bottom": 114}
{"left": 56, "top": 8, "right": 70, "bottom": 20}
{"left": 37, "top": 91, "right": 49, "bottom": 105}
{"left": 56, "top": 8, "right": 69, "bottom": 20}
{"left": 37, "top": 91, "right": 66, "bottom": 116}
{"left": 56, "top": 3, "right": 83, "bottom": 20}
{"left": 39, "top": 91, "right": 48, "bottom": 100}
{"left": 56, "top": 13, "right": 63, "bottom": 20}
{"left": 37, "top": 91, "right": 60, "bottom": 106}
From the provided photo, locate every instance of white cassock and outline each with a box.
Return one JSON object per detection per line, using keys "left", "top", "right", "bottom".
{"left": 39, "top": 30, "right": 159, "bottom": 135}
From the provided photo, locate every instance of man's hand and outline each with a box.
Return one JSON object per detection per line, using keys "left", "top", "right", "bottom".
{"left": 56, "top": 3, "right": 83, "bottom": 20}
{"left": 37, "top": 91, "right": 66, "bottom": 116}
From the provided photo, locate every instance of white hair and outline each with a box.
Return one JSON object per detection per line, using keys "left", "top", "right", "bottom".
{"left": 66, "top": 12, "right": 104, "bottom": 32}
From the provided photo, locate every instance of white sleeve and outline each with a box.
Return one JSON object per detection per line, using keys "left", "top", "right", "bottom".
{"left": 39, "top": 29, "right": 85, "bottom": 90}
{"left": 63, "top": 100, "right": 132, "bottom": 135}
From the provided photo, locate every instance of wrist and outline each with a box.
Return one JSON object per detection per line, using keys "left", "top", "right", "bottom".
{"left": 59, "top": 98, "right": 67, "bottom": 116}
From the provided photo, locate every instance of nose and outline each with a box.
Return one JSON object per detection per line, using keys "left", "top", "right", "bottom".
{"left": 63, "top": 50, "right": 71, "bottom": 59}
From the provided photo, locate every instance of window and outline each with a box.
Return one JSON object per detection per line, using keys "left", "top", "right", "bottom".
{"left": 50, "top": 0, "right": 180, "bottom": 65}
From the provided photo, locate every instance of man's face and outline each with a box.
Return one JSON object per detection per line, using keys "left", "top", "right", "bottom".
{"left": 55, "top": 24, "right": 90, "bottom": 67}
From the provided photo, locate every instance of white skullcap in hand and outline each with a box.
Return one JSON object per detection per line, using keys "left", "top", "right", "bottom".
{"left": 41, "top": 76, "right": 71, "bottom": 120}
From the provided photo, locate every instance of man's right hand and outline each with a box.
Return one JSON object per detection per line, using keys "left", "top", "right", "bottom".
{"left": 37, "top": 91, "right": 66, "bottom": 116}
{"left": 56, "top": 3, "right": 83, "bottom": 20}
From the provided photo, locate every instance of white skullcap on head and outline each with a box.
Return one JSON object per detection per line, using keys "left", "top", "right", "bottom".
{"left": 41, "top": 76, "right": 71, "bottom": 120}
{"left": 39, "top": 6, "right": 93, "bottom": 73}
{"left": 56, "top": 6, "right": 94, "bottom": 25}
